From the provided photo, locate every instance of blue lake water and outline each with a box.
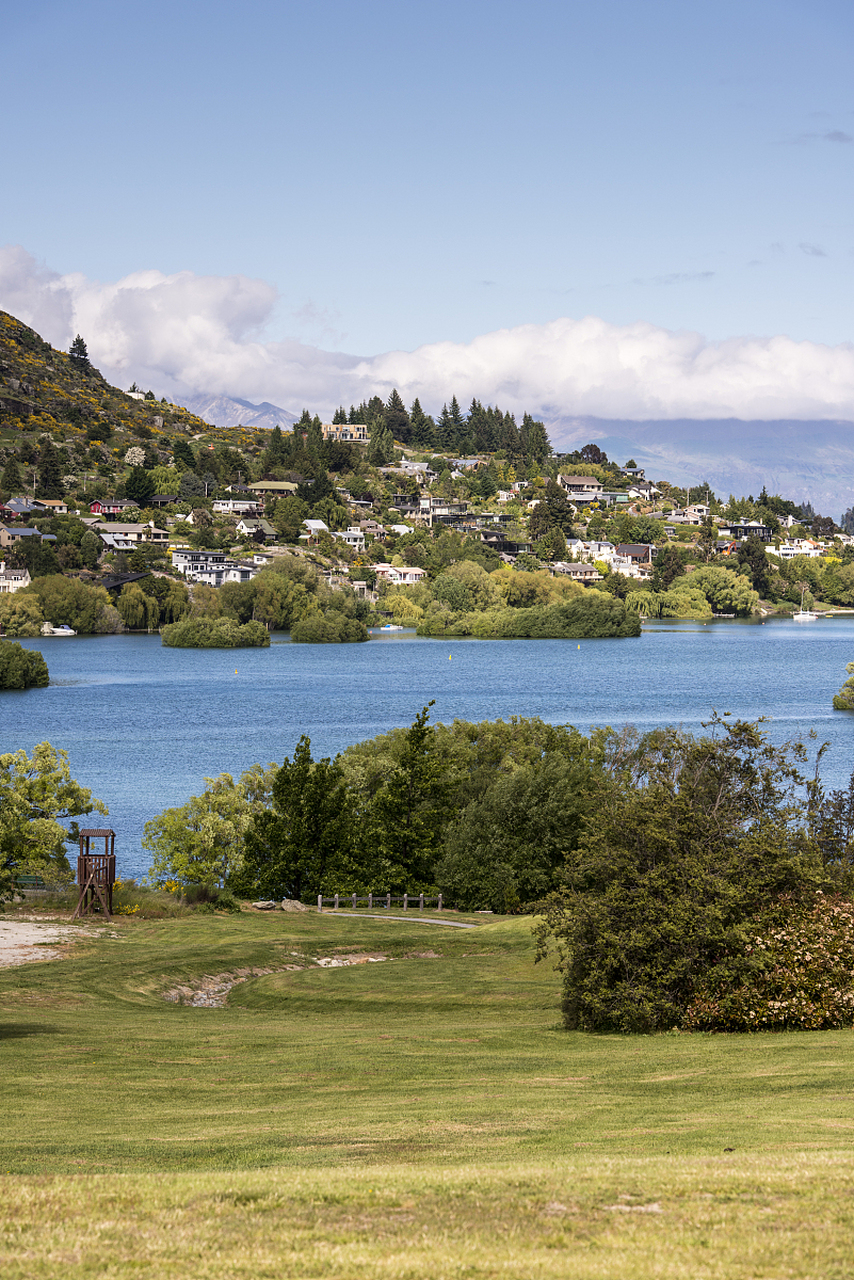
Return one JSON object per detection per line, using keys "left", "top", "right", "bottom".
{"left": 5, "top": 618, "right": 854, "bottom": 880}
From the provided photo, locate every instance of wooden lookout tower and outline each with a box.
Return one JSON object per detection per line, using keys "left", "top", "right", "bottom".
{"left": 72, "top": 829, "right": 117, "bottom": 919}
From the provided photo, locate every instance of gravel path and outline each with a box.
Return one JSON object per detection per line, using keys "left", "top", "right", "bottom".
{"left": 321, "top": 912, "right": 477, "bottom": 928}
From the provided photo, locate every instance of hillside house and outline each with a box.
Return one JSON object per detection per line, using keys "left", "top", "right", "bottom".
{"left": 92, "top": 521, "right": 169, "bottom": 546}
{"left": 0, "top": 562, "right": 31, "bottom": 593}
{"left": 321, "top": 422, "right": 369, "bottom": 443}
{"left": 557, "top": 475, "right": 604, "bottom": 503}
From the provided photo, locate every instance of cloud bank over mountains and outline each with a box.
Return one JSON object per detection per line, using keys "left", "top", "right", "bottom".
{"left": 4, "top": 245, "right": 854, "bottom": 431}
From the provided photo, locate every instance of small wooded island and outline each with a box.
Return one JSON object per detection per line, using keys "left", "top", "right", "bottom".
{"left": 0, "top": 642, "right": 49, "bottom": 689}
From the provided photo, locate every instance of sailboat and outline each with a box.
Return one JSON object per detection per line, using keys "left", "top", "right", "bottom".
{"left": 793, "top": 585, "right": 818, "bottom": 621}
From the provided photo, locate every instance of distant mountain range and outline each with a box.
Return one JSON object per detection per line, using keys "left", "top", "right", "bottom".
{"left": 174, "top": 393, "right": 297, "bottom": 430}
{"left": 548, "top": 416, "right": 854, "bottom": 520}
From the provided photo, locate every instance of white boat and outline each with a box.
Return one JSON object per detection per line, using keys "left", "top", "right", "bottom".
{"left": 378, "top": 623, "right": 404, "bottom": 632}
{"left": 793, "top": 586, "right": 818, "bottom": 621}
{"left": 40, "top": 623, "right": 77, "bottom": 636}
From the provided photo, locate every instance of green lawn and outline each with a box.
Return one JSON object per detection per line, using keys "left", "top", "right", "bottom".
{"left": 2, "top": 906, "right": 854, "bottom": 1277}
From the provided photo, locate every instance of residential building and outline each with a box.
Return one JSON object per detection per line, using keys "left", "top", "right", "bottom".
{"left": 557, "top": 475, "right": 604, "bottom": 502}
{"left": 0, "top": 525, "right": 57, "bottom": 548}
{"left": 171, "top": 548, "right": 259, "bottom": 587}
{"left": 213, "top": 497, "right": 262, "bottom": 516}
{"left": 320, "top": 422, "right": 369, "bottom": 443}
{"left": 335, "top": 527, "right": 366, "bottom": 552}
{"left": 552, "top": 562, "right": 603, "bottom": 583}
{"left": 373, "top": 564, "right": 428, "bottom": 586}
{"left": 92, "top": 521, "right": 169, "bottom": 546}
{"left": 89, "top": 498, "right": 138, "bottom": 517}
{"left": 0, "top": 562, "right": 31, "bottom": 593}
{"left": 235, "top": 517, "right": 276, "bottom": 541}
{"left": 718, "top": 521, "right": 773, "bottom": 543}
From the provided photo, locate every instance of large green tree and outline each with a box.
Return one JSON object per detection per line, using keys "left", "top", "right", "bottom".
{"left": 536, "top": 717, "right": 826, "bottom": 1032}
{"left": 233, "top": 738, "right": 355, "bottom": 900}
{"left": 144, "top": 767, "right": 276, "bottom": 890}
{"left": 36, "top": 437, "right": 64, "bottom": 500}
{"left": 0, "top": 742, "right": 107, "bottom": 897}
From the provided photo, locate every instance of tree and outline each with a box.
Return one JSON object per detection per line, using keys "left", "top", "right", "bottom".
{"left": 117, "top": 583, "right": 159, "bottom": 631}
{"left": 366, "top": 420, "right": 395, "bottom": 466}
{"left": 0, "top": 594, "right": 43, "bottom": 637}
{"left": 124, "top": 466, "right": 156, "bottom": 508}
{"left": 68, "top": 335, "right": 90, "bottom": 371}
{"left": 36, "top": 437, "right": 64, "bottom": 500}
{"left": 144, "top": 767, "right": 276, "bottom": 890}
{"left": 0, "top": 642, "right": 49, "bottom": 690}
{"left": 0, "top": 742, "right": 107, "bottom": 898}
{"left": 1, "top": 454, "right": 22, "bottom": 493}
{"left": 385, "top": 389, "right": 411, "bottom": 443}
{"left": 833, "top": 662, "right": 854, "bottom": 711}
{"left": 536, "top": 717, "right": 823, "bottom": 1032}
{"left": 361, "top": 703, "right": 451, "bottom": 888}
{"left": 737, "top": 535, "right": 773, "bottom": 599}
{"left": 233, "top": 738, "right": 355, "bottom": 900}
{"left": 172, "top": 438, "right": 196, "bottom": 471}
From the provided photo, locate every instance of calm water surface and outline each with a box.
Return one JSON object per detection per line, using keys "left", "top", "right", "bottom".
{"left": 6, "top": 618, "right": 854, "bottom": 879}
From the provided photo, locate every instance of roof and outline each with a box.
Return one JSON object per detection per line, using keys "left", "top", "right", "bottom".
{"left": 79, "top": 829, "right": 116, "bottom": 837}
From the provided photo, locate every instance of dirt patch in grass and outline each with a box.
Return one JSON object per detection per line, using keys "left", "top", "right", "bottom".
{"left": 0, "top": 919, "right": 107, "bottom": 969}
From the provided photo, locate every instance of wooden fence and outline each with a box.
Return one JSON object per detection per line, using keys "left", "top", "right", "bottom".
{"left": 317, "top": 893, "right": 443, "bottom": 912}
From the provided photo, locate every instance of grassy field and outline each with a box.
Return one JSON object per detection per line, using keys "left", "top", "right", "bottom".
{"left": 1, "top": 905, "right": 854, "bottom": 1278}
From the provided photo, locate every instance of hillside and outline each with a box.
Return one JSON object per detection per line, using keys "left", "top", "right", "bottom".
{"left": 0, "top": 310, "right": 212, "bottom": 441}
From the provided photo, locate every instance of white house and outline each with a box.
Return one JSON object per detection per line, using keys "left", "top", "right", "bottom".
{"left": 335, "top": 527, "right": 366, "bottom": 552}
{"left": 557, "top": 475, "right": 604, "bottom": 502}
{"left": 373, "top": 564, "right": 428, "bottom": 587}
{"left": 0, "top": 562, "right": 31, "bottom": 593}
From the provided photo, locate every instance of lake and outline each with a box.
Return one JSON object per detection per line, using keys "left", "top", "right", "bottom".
{"left": 5, "top": 618, "right": 854, "bottom": 880}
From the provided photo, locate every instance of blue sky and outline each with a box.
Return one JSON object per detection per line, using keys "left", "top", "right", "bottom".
{"left": 2, "top": 0, "right": 854, "bottom": 419}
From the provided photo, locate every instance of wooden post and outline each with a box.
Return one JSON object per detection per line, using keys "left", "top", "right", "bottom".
{"left": 419, "top": 893, "right": 424, "bottom": 910}
{"left": 317, "top": 895, "right": 323, "bottom": 912}
{"left": 438, "top": 893, "right": 443, "bottom": 911}
{"left": 386, "top": 893, "right": 391, "bottom": 910}
{"left": 403, "top": 893, "right": 408, "bottom": 910}
{"left": 368, "top": 892, "right": 373, "bottom": 909}
{"left": 334, "top": 893, "right": 339, "bottom": 909}
{"left": 352, "top": 893, "right": 357, "bottom": 909}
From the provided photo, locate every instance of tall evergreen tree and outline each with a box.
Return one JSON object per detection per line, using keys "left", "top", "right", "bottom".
{"left": 36, "top": 437, "right": 64, "bottom": 500}
{"left": 68, "top": 334, "right": 90, "bottom": 371}
{"left": 385, "top": 389, "right": 411, "bottom": 444}
{"left": 332, "top": 406, "right": 348, "bottom": 425}
{"left": 409, "top": 399, "right": 434, "bottom": 447}
{"left": 172, "top": 438, "right": 196, "bottom": 471}
{"left": 1, "top": 454, "right": 22, "bottom": 493}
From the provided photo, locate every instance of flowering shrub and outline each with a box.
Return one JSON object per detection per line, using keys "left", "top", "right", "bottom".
{"left": 123, "top": 446, "right": 146, "bottom": 466}
{"left": 685, "top": 893, "right": 854, "bottom": 1031}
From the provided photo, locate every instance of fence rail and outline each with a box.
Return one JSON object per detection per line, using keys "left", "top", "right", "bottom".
{"left": 317, "top": 893, "right": 443, "bottom": 912}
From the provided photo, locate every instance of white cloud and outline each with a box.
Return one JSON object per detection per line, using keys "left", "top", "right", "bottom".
{"left": 3, "top": 244, "right": 854, "bottom": 424}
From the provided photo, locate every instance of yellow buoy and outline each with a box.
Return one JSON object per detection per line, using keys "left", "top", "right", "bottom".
{"left": 449, "top": 654, "right": 452, "bottom": 661}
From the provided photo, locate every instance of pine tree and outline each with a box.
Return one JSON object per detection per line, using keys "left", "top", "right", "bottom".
{"left": 1, "top": 455, "right": 22, "bottom": 493}
{"left": 172, "top": 438, "right": 196, "bottom": 471}
{"left": 69, "top": 335, "right": 90, "bottom": 371}
{"left": 36, "top": 437, "right": 64, "bottom": 500}
{"left": 385, "top": 389, "right": 411, "bottom": 444}
{"left": 409, "top": 399, "right": 434, "bottom": 447}
{"left": 332, "top": 406, "right": 348, "bottom": 425}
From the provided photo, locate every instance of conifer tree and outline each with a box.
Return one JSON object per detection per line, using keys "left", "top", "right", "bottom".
{"left": 1, "top": 454, "right": 22, "bottom": 493}
{"left": 36, "top": 437, "right": 64, "bottom": 499}
{"left": 385, "top": 389, "right": 411, "bottom": 444}
{"left": 69, "top": 334, "right": 90, "bottom": 371}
